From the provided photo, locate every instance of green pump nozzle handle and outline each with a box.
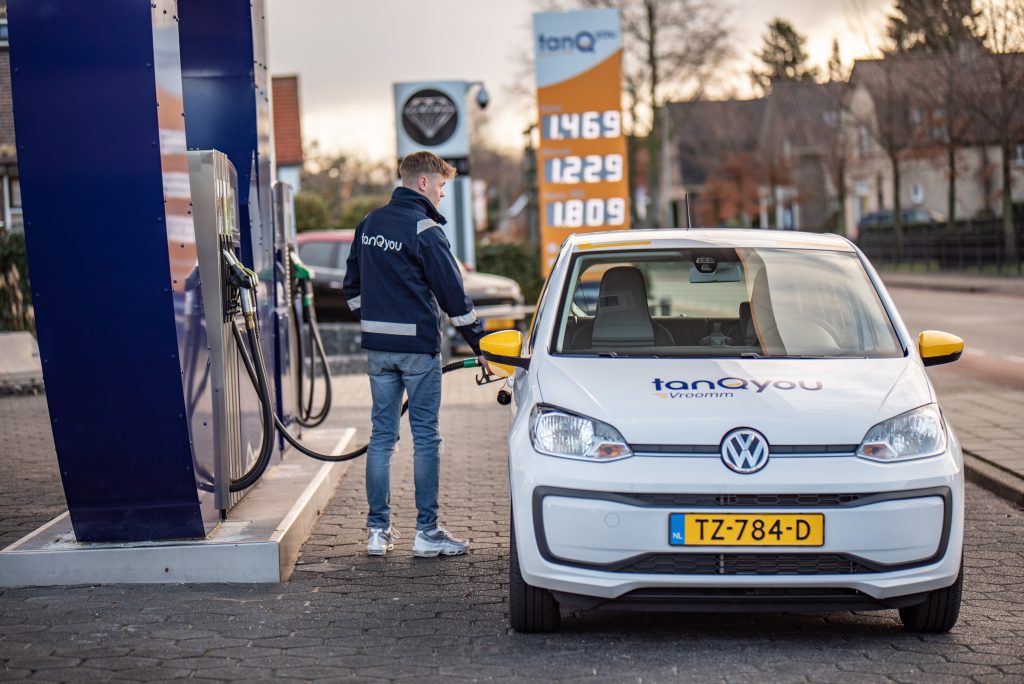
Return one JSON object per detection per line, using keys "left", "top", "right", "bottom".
{"left": 289, "top": 247, "right": 315, "bottom": 281}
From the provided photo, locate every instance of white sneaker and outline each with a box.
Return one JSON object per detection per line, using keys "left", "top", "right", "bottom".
{"left": 412, "top": 526, "right": 469, "bottom": 557}
{"left": 367, "top": 526, "right": 398, "bottom": 556}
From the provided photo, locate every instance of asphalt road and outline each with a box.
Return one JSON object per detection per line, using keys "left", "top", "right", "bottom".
{"left": 888, "top": 286, "right": 1024, "bottom": 389}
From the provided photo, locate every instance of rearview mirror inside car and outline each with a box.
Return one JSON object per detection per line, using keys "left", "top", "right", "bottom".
{"left": 689, "top": 262, "right": 742, "bottom": 283}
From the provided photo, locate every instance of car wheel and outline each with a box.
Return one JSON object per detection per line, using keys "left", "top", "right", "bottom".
{"left": 898, "top": 557, "right": 963, "bottom": 633}
{"left": 509, "top": 513, "right": 560, "bottom": 633}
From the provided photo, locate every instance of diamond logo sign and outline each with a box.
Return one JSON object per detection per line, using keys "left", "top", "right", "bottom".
{"left": 401, "top": 89, "right": 459, "bottom": 146}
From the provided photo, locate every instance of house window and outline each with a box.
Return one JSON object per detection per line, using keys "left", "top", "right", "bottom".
{"left": 908, "top": 108, "right": 923, "bottom": 126}
{"left": 911, "top": 183, "right": 924, "bottom": 205}
{"left": 0, "top": 0, "right": 7, "bottom": 46}
{"left": 10, "top": 177, "right": 21, "bottom": 208}
{"left": 1013, "top": 144, "right": 1024, "bottom": 166}
{"left": 858, "top": 125, "right": 873, "bottom": 157}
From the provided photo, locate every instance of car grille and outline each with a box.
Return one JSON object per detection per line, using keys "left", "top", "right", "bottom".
{"left": 612, "top": 492, "right": 868, "bottom": 507}
{"left": 617, "top": 553, "right": 871, "bottom": 575}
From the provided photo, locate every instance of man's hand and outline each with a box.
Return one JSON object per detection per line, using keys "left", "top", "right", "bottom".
{"left": 477, "top": 354, "right": 493, "bottom": 376}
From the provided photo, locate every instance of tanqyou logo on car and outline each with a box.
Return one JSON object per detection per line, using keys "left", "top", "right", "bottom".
{"left": 720, "top": 428, "right": 770, "bottom": 474}
{"left": 536, "top": 29, "right": 617, "bottom": 55}
{"left": 651, "top": 377, "right": 824, "bottom": 399}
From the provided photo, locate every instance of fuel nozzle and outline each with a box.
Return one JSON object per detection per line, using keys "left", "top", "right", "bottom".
{"left": 223, "top": 248, "right": 260, "bottom": 330}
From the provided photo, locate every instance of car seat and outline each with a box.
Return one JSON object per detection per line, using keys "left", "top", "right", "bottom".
{"left": 571, "top": 266, "right": 673, "bottom": 350}
{"left": 727, "top": 302, "right": 758, "bottom": 346}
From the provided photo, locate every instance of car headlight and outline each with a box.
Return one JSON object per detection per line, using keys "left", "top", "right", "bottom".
{"left": 856, "top": 404, "right": 946, "bottom": 462}
{"left": 529, "top": 405, "right": 632, "bottom": 462}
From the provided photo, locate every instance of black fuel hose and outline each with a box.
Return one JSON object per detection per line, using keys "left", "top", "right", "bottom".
{"left": 229, "top": 320, "right": 279, "bottom": 492}
{"left": 229, "top": 320, "right": 481, "bottom": 488}
{"left": 295, "top": 296, "right": 332, "bottom": 428}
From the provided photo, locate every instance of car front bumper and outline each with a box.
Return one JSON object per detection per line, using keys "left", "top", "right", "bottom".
{"left": 509, "top": 426, "right": 965, "bottom": 605}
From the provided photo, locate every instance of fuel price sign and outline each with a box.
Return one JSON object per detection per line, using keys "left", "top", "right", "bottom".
{"left": 533, "top": 9, "right": 630, "bottom": 276}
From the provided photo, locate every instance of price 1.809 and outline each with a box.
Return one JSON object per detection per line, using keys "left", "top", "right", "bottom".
{"left": 547, "top": 198, "right": 627, "bottom": 228}
{"left": 544, "top": 154, "right": 623, "bottom": 184}
{"left": 543, "top": 111, "right": 621, "bottom": 140}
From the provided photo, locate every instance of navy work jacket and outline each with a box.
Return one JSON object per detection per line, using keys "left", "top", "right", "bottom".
{"left": 342, "top": 187, "right": 485, "bottom": 356}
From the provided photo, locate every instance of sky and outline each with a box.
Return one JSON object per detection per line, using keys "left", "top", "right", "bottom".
{"left": 265, "top": 0, "right": 894, "bottom": 162}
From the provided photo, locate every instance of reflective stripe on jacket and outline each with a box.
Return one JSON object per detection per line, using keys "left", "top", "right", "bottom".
{"left": 342, "top": 187, "right": 486, "bottom": 355}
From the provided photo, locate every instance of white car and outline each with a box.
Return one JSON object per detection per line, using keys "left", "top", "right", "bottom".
{"left": 481, "top": 229, "right": 966, "bottom": 634}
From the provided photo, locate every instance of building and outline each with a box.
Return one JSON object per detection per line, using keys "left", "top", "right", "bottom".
{"left": 667, "top": 50, "right": 1024, "bottom": 237}
{"left": 846, "top": 53, "right": 1024, "bottom": 236}
{"left": 271, "top": 74, "right": 303, "bottom": 192}
{"left": 0, "top": 1, "right": 22, "bottom": 235}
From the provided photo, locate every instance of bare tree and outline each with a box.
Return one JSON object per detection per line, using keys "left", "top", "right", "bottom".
{"left": 888, "top": 1, "right": 984, "bottom": 233}
{"left": 970, "top": 0, "right": 1024, "bottom": 264}
{"left": 574, "top": 0, "right": 734, "bottom": 227}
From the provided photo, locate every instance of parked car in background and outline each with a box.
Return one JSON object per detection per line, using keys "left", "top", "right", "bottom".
{"left": 857, "top": 209, "right": 941, "bottom": 232}
{"left": 295, "top": 230, "right": 526, "bottom": 336}
{"left": 296, "top": 230, "right": 356, "bottom": 322}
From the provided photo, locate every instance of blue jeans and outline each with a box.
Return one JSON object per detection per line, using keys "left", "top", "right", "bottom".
{"left": 365, "top": 350, "right": 442, "bottom": 531}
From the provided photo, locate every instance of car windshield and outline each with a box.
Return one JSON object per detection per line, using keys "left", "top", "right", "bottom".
{"left": 553, "top": 247, "right": 903, "bottom": 359}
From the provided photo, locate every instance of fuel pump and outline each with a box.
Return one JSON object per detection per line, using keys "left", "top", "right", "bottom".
{"left": 289, "top": 249, "right": 333, "bottom": 428}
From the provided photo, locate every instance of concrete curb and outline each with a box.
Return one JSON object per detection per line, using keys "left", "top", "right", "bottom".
{"left": 964, "top": 451, "right": 1024, "bottom": 509}
{"left": 881, "top": 274, "right": 1024, "bottom": 298}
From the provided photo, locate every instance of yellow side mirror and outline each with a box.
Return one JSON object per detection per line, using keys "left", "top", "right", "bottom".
{"left": 480, "top": 330, "right": 527, "bottom": 378}
{"left": 919, "top": 330, "right": 964, "bottom": 367}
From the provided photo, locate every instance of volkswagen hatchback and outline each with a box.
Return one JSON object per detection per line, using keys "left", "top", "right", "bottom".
{"left": 480, "top": 229, "right": 965, "bottom": 634}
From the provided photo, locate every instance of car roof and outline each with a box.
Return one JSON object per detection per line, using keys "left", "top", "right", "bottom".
{"left": 565, "top": 228, "right": 856, "bottom": 253}
{"left": 296, "top": 230, "right": 355, "bottom": 243}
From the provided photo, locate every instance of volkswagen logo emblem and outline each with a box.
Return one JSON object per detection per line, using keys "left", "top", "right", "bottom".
{"left": 720, "top": 428, "right": 770, "bottom": 474}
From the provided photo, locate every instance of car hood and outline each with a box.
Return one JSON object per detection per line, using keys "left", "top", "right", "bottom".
{"left": 535, "top": 356, "right": 932, "bottom": 447}
{"left": 463, "top": 271, "right": 522, "bottom": 299}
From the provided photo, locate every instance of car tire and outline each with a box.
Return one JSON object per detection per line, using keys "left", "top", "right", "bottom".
{"left": 898, "top": 557, "right": 963, "bottom": 633}
{"left": 509, "top": 514, "right": 560, "bottom": 633}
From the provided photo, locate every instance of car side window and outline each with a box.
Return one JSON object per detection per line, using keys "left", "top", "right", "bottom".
{"left": 336, "top": 242, "right": 352, "bottom": 271}
{"left": 298, "top": 241, "right": 337, "bottom": 271}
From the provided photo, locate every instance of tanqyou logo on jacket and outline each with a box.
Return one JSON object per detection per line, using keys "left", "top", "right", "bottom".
{"left": 651, "top": 376, "right": 823, "bottom": 400}
{"left": 362, "top": 234, "right": 404, "bottom": 253}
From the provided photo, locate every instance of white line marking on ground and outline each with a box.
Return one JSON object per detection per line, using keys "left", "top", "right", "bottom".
{"left": 1005, "top": 355, "right": 1024, "bottom": 364}
{"left": 967, "top": 348, "right": 989, "bottom": 356}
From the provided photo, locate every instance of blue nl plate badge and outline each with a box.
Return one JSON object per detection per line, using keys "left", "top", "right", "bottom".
{"left": 669, "top": 513, "right": 685, "bottom": 546}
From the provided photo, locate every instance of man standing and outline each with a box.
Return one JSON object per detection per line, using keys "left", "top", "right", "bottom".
{"left": 343, "top": 151, "right": 488, "bottom": 558}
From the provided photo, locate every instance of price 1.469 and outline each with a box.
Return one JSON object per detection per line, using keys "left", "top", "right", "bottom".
{"left": 547, "top": 198, "right": 627, "bottom": 228}
{"left": 543, "top": 111, "right": 621, "bottom": 140}
{"left": 545, "top": 154, "right": 623, "bottom": 184}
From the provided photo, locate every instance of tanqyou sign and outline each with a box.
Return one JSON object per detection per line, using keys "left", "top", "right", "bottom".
{"left": 533, "top": 8, "right": 630, "bottom": 276}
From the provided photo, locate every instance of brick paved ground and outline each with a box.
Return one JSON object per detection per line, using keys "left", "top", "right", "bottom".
{"left": 2, "top": 371, "right": 1024, "bottom": 682}
{"left": 929, "top": 368, "right": 1024, "bottom": 477}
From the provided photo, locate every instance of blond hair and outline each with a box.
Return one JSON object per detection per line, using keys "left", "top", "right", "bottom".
{"left": 399, "top": 151, "right": 457, "bottom": 182}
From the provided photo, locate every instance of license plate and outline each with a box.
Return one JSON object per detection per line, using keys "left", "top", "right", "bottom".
{"left": 484, "top": 318, "right": 515, "bottom": 331}
{"left": 668, "top": 513, "right": 824, "bottom": 546}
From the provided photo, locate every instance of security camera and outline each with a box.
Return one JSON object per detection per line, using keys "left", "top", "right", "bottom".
{"left": 476, "top": 86, "right": 490, "bottom": 109}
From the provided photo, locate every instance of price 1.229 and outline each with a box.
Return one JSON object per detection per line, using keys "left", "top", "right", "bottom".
{"left": 548, "top": 198, "right": 627, "bottom": 228}
{"left": 545, "top": 154, "right": 623, "bottom": 184}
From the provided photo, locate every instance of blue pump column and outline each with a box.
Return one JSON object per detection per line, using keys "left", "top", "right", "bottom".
{"left": 178, "top": 0, "right": 293, "bottom": 458}
{"left": 8, "top": 1, "right": 217, "bottom": 541}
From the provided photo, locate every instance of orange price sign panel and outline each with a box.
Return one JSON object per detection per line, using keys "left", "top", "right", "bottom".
{"left": 533, "top": 9, "right": 630, "bottom": 276}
